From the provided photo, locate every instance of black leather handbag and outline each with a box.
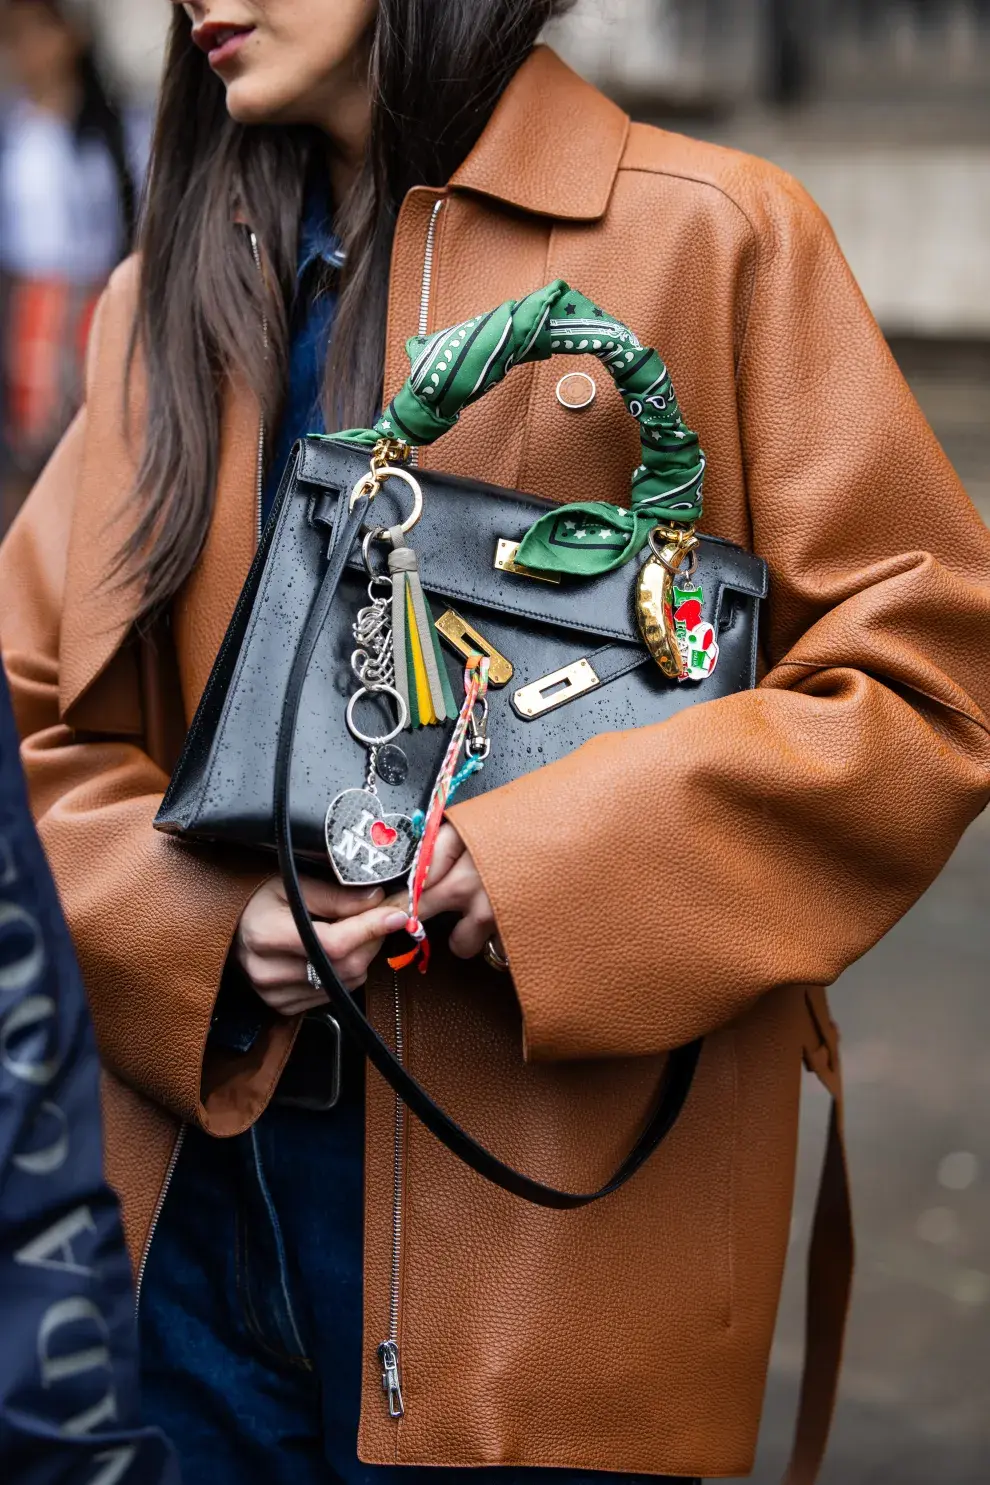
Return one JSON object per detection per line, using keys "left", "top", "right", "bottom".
{"left": 156, "top": 287, "right": 768, "bottom": 1209}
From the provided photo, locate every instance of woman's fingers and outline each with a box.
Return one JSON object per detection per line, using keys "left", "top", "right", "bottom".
{"left": 292, "top": 875, "right": 384, "bottom": 920}
{"left": 397, "top": 832, "right": 500, "bottom": 961}
{"left": 334, "top": 933, "right": 397, "bottom": 982}
{"left": 313, "top": 906, "right": 409, "bottom": 962}
{"left": 382, "top": 828, "right": 465, "bottom": 916}
{"left": 240, "top": 892, "right": 396, "bottom": 959}
{"left": 238, "top": 844, "right": 499, "bottom": 981}
{"left": 447, "top": 907, "right": 496, "bottom": 961}
{"left": 240, "top": 950, "right": 317, "bottom": 990}
{"left": 253, "top": 955, "right": 368, "bottom": 1011}
{"left": 415, "top": 851, "right": 480, "bottom": 922}
{"left": 235, "top": 876, "right": 407, "bottom": 1009}
{"left": 253, "top": 984, "right": 327, "bottom": 1016}
{"left": 419, "top": 823, "right": 465, "bottom": 892}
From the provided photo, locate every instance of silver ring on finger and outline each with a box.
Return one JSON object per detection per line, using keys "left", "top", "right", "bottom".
{"left": 306, "top": 962, "right": 323, "bottom": 991}
{"left": 483, "top": 937, "right": 510, "bottom": 974}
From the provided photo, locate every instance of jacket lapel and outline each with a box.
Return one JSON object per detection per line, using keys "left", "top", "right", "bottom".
{"left": 171, "top": 378, "right": 259, "bottom": 721}
{"left": 59, "top": 263, "right": 259, "bottom": 728}
{"left": 60, "top": 267, "right": 146, "bottom": 726}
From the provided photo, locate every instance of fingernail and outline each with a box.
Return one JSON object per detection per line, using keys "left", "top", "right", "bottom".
{"left": 384, "top": 910, "right": 409, "bottom": 932}
{"left": 363, "top": 887, "right": 385, "bottom": 901}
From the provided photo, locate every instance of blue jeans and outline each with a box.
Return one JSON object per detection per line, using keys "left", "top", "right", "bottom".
{"left": 139, "top": 1099, "right": 695, "bottom": 1485}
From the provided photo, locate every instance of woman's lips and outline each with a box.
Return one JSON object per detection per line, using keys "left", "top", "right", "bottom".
{"left": 192, "top": 23, "right": 255, "bottom": 68}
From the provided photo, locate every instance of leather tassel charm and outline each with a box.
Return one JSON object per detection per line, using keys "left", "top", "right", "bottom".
{"left": 388, "top": 527, "right": 457, "bottom": 728}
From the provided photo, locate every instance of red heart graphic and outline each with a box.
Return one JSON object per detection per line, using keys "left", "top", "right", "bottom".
{"left": 370, "top": 820, "right": 398, "bottom": 849}
{"left": 674, "top": 598, "right": 703, "bottom": 628}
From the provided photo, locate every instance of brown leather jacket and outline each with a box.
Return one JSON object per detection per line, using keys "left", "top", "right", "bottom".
{"left": 2, "top": 47, "right": 989, "bottom": 1484}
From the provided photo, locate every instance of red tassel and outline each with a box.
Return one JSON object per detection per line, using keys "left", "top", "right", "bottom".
{"left": 387, "top": 947, "right": 420, "bottom": 971}
{"left": 387, "top": 915, "right": 431, "bottom": 973}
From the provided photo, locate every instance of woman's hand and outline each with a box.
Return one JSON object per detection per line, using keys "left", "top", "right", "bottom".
{"left": 234, "top": 876, "right": 409, "bottom": 1016}
{"left": 412, "top": 823, "right": 501, "bottom": 961}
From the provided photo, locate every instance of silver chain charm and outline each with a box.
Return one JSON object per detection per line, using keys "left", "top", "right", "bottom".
{"left": 351, "top": 576, "right": 396, "bottom": 701}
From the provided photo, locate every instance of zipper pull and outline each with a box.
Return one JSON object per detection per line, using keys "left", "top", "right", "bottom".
{"left": 378, "top": 1340, "right": 405, "bottom": 1419}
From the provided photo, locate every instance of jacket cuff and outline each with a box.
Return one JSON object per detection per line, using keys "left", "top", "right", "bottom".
{"left": 447, "top": 764, "right": 632, "bottom": 1063}
{"left": 183, "top": 861, "right": 300, "bottom": 1138}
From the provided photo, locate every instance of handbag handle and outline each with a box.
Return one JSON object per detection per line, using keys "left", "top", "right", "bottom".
{"left": 275, "top": 486, "right": 703, "bottom": 1210}
{"left": 334, "top": 280, "right": 706, "bottom": 580}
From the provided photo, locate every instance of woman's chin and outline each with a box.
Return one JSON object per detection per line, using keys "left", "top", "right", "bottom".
{"left": 222, "top": 74, "right": 295, "bottom": 127}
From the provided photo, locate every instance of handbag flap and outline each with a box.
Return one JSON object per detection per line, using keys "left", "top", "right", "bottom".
{"left": 295, "top": 438, "right": 768, "bottom": 649}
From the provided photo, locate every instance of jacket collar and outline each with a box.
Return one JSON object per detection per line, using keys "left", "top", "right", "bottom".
{"left": 449, "top": 46, "right": 629, "bottom": 221}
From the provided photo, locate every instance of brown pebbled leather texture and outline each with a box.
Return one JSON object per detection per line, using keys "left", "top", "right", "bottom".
{"left": 1, "top": 42, "right": 989, "bottom": 1482}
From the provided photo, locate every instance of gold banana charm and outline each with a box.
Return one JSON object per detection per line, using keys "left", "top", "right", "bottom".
{"left": 636, "top": 526, "right": 702, "bottom": 681}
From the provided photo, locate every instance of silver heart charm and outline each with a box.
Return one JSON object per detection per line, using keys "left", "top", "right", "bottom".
{"left": 324, "top": 788, "right": 416, "bottom": 886}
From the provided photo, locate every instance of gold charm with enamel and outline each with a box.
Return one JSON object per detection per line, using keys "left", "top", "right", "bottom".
{"left": 636, "top": 526, "right": 719, "bottom": 683}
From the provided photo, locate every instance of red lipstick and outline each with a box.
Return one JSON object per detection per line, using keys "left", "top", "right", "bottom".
{"left": 192, "top": 22, "right": 255, "bottom": 69}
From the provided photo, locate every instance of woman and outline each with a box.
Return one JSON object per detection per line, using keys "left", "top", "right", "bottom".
{"left": 0, "top": 0, "right": 140, "bottom": 528}
{"left": 1, "top": 2, "right": 988, "bottom": 1483}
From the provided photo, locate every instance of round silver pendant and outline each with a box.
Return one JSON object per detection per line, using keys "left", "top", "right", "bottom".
{"left": 376, "top": 743, "right": 409, "bottom": 786}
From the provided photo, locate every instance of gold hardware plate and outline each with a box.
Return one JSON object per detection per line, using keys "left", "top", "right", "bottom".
{"left": 494, "top": 538, "right": 561, "bottom": 585}
{"left": 512, "top": 658, "right": 600, "bottom": 718}
{"left": 434, "top": 610, "right": 514, "bottom": 688}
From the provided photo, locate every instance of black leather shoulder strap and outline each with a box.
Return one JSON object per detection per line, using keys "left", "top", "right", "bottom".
{"left": 274, "top": 493, "right": 702, "bottom": 1210}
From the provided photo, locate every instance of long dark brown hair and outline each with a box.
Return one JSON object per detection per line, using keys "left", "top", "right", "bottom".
{"left": 123, "top": 0, "right": 575, "bottom": 617}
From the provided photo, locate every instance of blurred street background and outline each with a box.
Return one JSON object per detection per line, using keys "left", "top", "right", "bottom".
{"left": 1, "top": 2, "right": 988, "bottom": 1480}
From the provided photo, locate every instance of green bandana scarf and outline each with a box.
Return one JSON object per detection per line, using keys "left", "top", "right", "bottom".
{"left": 333, "top": 280, "right": 705, "bottom": 579}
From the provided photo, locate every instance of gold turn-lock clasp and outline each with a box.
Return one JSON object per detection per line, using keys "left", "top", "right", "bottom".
{"left": 512, "top": 658, "right": 601, "bottom": 718}
{"left": 493, "top": 538, "right": 561, "bottom": 586}
{"left": 434, "top": 610, "right": 514, "bottom": 688}
{"left": 635, "top": 524, "right": 701, "bottom": 681}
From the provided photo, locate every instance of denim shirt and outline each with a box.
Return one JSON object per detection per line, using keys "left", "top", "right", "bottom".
{"left": 214, "top": 197, "right": 343, "bottom": 1055}
{"left": 260, "top": 197, "right": 344, "bottom": 527}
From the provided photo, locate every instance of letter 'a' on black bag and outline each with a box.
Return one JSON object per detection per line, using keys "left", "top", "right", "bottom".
{"left": 156, "top": 283, "right": 768, "bottom": 1210}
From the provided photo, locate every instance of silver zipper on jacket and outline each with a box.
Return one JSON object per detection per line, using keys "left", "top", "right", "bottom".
{"left": 408, "top": 197, "right": 444, "bottom": 473}
{"left": 376, "top": 196, "right": 444, "bottom": 1420}
{"left": 134, "top": 1123, "right": 187, "bottom": 1316}
{"left": 249, "top": 230, "right": 268, "bottom": 547}
{"left": 377, "top": 971, "right": 407, "bottom": 1419}
{"left": 418, "top": 199, "right": 443, "bottom": 338}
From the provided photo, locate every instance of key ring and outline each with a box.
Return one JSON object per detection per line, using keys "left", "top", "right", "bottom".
{"left": 345, "top": 685, "right": 408, "bottom": 746}
{"left": 648, "top": 524, "right": 699, "bottom": 580}
{"left": 367, "top": 574, "right": 393, "bottom": 601}
{"left": 362, "top": 528, "right": 386, "bottom": 576}
{"left": 350, "top": 466, "right": 424, "bottom": 535}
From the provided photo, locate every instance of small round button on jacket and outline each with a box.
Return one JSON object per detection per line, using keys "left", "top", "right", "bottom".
{"left": 555, "top": 371, "right": 597, "bottom": 410}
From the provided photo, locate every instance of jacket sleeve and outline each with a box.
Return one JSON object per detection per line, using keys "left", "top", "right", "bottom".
{"left": 449, "top": 178, "right": 990, "bottom": 1063}
{"left": 0, "top": 316, "right": 293, "bottom": 1136}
